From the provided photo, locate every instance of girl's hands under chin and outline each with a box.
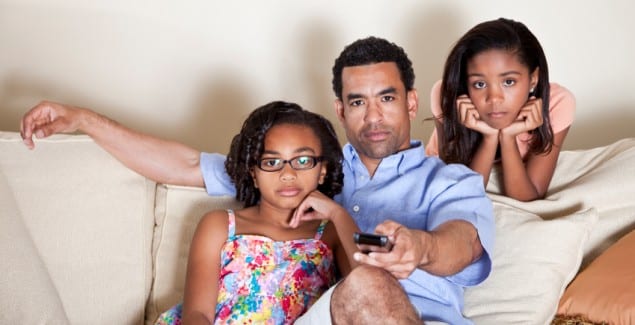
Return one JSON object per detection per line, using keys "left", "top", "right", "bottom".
{"left": 457, "top": 95, "right": 498, "bottom": 135}
{"left": 502, "top": 97, "right": 544, "bottom": 136}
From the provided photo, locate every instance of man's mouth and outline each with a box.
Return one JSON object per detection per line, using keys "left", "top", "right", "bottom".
{"left": 363, "top": 129, "right": 390, "bottom": 142}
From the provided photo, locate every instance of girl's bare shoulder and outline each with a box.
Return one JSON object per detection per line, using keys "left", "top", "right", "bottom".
{"left": 196, "top": 209, "right": 232, "bottom": 235}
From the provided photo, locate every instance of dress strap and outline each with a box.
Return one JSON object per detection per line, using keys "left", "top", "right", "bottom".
{"left": 313, "top": 220, "right": 329, "bottom": 240}
{"left": 226, "top": 209, "right": 236, "bottom": 238}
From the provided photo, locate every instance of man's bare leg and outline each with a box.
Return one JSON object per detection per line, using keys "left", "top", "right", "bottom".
{"left": 330, "top": 264, "right": 422, "bottom": 324}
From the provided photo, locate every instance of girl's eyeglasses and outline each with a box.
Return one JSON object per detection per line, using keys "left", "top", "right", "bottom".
{"left": 257, "top": 156, "right": 323, "bottom": 172}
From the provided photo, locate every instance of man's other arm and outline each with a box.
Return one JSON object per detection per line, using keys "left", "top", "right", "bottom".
{"left": 21, "top": 101, "right": 204, "bottom": 187}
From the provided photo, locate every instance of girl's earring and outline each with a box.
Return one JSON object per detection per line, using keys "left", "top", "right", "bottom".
{"left": 530, "top": 87, "right": 535, "bottom": 94}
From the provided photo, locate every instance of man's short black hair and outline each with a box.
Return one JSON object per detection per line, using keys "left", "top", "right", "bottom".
{"left": 332, "top": 36, "right": 415, "bottom": 99}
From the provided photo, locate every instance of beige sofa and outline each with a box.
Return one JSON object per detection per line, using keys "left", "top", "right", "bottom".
{"left": 2, "top": 131, "right": 635, "bottom": 325}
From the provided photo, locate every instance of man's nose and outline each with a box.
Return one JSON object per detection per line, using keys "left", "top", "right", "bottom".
{"left": 364, "top": 100, "right": 383, "bottom": 123}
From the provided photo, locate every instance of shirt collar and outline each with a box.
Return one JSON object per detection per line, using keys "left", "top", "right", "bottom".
{"left": 342, "top": 140, "right": 424, "bottom": 176}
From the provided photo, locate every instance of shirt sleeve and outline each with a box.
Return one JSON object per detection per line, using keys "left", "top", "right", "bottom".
{"left": 427, "top": 164, "right": 495, "bottom": 286}
{"left": 548, "top": 83, "right": 576, "bottom": 134}
{"left": 200, "top": 152, "right": 236, "bottom": 197}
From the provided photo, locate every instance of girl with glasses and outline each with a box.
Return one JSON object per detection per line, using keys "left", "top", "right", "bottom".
{"left": 155, "top": 101, "right": 360, "bottom": 324}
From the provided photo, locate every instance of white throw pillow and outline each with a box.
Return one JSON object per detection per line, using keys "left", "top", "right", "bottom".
{"left": 463, "top": 203, "right": 598, "bottom": 324}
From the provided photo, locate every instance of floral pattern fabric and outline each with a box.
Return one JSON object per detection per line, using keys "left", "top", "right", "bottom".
{"left": 155, "top": 210, "right": 335, "bottom": 325}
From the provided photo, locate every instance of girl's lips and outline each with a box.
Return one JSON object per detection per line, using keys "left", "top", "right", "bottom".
{"left": 488, "top": 112, "right": 507, "bottom": 119}
{"left": 277, "top": 187, "right": 301, "bottom": 197}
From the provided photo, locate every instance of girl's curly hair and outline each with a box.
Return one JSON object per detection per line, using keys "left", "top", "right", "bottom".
{"left": 225, "top": 101, "right": 344, "bottom": 207}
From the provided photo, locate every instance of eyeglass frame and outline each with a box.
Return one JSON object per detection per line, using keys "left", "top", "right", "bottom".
{"left": 256, "top": 155, "right": 324, "bottom": 172}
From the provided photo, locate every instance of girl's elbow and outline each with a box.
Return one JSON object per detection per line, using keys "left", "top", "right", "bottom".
{"left": 509, "top": 190, "right": 544, "bottom": 202}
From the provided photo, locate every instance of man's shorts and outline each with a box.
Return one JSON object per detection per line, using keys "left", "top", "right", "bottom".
{"left": 294, "top": 284, "right": 336, "bottom": 324}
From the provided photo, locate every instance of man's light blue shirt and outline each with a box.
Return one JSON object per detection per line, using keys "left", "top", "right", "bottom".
{"left": 200, "top": 141, "right": 494, "bottom": 324}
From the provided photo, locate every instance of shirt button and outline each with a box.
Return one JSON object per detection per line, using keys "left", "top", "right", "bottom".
{"left": 352, "top": 205, "right": 360, "bottom": 212}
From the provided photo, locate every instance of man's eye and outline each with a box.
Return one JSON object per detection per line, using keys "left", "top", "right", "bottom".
{"left": 503, "top": 79, "right": 516, "bottom": 87}
{"left": 349, "top": 99, "right": 364, "bottom": 107}
{"left": 381, "top": 96, "right": 395, "bottom": 102}
{"left": 473, "top": 81, "right": 486, "bottom": 89}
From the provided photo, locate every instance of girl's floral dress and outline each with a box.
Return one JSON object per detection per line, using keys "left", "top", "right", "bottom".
{"left": 155, "top": 209, "right": 336, "bottom": 324}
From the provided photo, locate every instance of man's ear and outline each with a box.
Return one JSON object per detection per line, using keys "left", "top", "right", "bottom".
{"left": 407, "top": 89, "right": 419, "bottom": 120}
{"left": 334, "top": 99, "right": 345, "bottom": 124}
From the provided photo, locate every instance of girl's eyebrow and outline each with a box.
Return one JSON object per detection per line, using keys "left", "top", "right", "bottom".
{"left": 262, "top": 146, "right": 318, "bottom": 156}
{"left": 498, "top": 71, "right": 522, "bottom": 77}
{"left": 468, "top": 71, "right": 523, "bottom": 78}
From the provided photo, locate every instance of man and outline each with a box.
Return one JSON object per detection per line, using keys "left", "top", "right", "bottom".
{"left": 21, "top": 37, "right": 494, "bottom": 324}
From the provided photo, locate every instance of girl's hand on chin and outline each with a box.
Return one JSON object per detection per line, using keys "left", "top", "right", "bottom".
{"left": 457, "top": 95, "right": 498, "bottom": 135}
{"left": 288, "top": 191, "right": 336, "bottom": 228}
{"left": 502, "top": 97, "right": 544, "bottom": 136}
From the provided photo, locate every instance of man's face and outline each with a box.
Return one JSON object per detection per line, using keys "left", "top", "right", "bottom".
{"left": 335, "top": 62, "right": 418, "bottom": 171}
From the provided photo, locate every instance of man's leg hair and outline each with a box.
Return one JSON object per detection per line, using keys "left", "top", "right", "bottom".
{"left": 330, "top": 264, "right": 422, "bottom": 324}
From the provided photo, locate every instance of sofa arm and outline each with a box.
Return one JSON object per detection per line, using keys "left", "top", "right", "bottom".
{"left": 0, "top": 131, "right": 156, "bottom": 324}
{"left": 0, "top": 172, "right": 70, "bottom": 324}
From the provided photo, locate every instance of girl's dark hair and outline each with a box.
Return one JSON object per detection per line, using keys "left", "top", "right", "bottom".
{"left": 225, "top": 101, "right": 344, "bottom": 207}
{"left": 439, "top": 17, "right": 553, "bottom": 165}
{"left": 332, "top": 36, "right": 415, "bottom": 100}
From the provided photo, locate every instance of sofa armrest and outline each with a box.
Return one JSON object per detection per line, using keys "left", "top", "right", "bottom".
{"left": 0, "top": 172, "right": 70, "bottom": 324}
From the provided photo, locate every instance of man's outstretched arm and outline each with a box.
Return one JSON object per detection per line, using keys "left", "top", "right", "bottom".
{"left": 21, "top": 101, "right": 204, "bottom": 187}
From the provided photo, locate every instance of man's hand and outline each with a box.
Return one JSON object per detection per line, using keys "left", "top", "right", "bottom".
{"left": 20, "top": 101, "right": 85, "bottom": 149}
{"left": 353, "top": 220, "right": 434, "bottom": 279}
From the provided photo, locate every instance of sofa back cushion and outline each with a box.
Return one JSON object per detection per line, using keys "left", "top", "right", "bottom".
{"left": 0, "top": 132, "right": 156, "bottom": 324}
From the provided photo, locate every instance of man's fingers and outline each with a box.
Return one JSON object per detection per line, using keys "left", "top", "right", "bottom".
{"left": 21, "top": 103, "right": 53, "bottom": 140}
{"left": 33, "top": 117, "right": 65, "bottom": 139}
{"left": 353, "top": 252, "right": 386, "bottom": 268}
{"left": 354, "top": 252, "right": 413, "bottom": 280}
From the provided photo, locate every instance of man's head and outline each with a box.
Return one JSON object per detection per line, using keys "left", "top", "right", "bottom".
{"left": 332, "top": 36, "right": 415, "bottom": 100}
{"left": 332, "top": 37, "right": 419, "bottom": 174}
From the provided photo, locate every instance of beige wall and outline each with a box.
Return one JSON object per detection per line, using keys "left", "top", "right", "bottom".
{"left": 1, "top": 0, "right": 633, "bottom": 153}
